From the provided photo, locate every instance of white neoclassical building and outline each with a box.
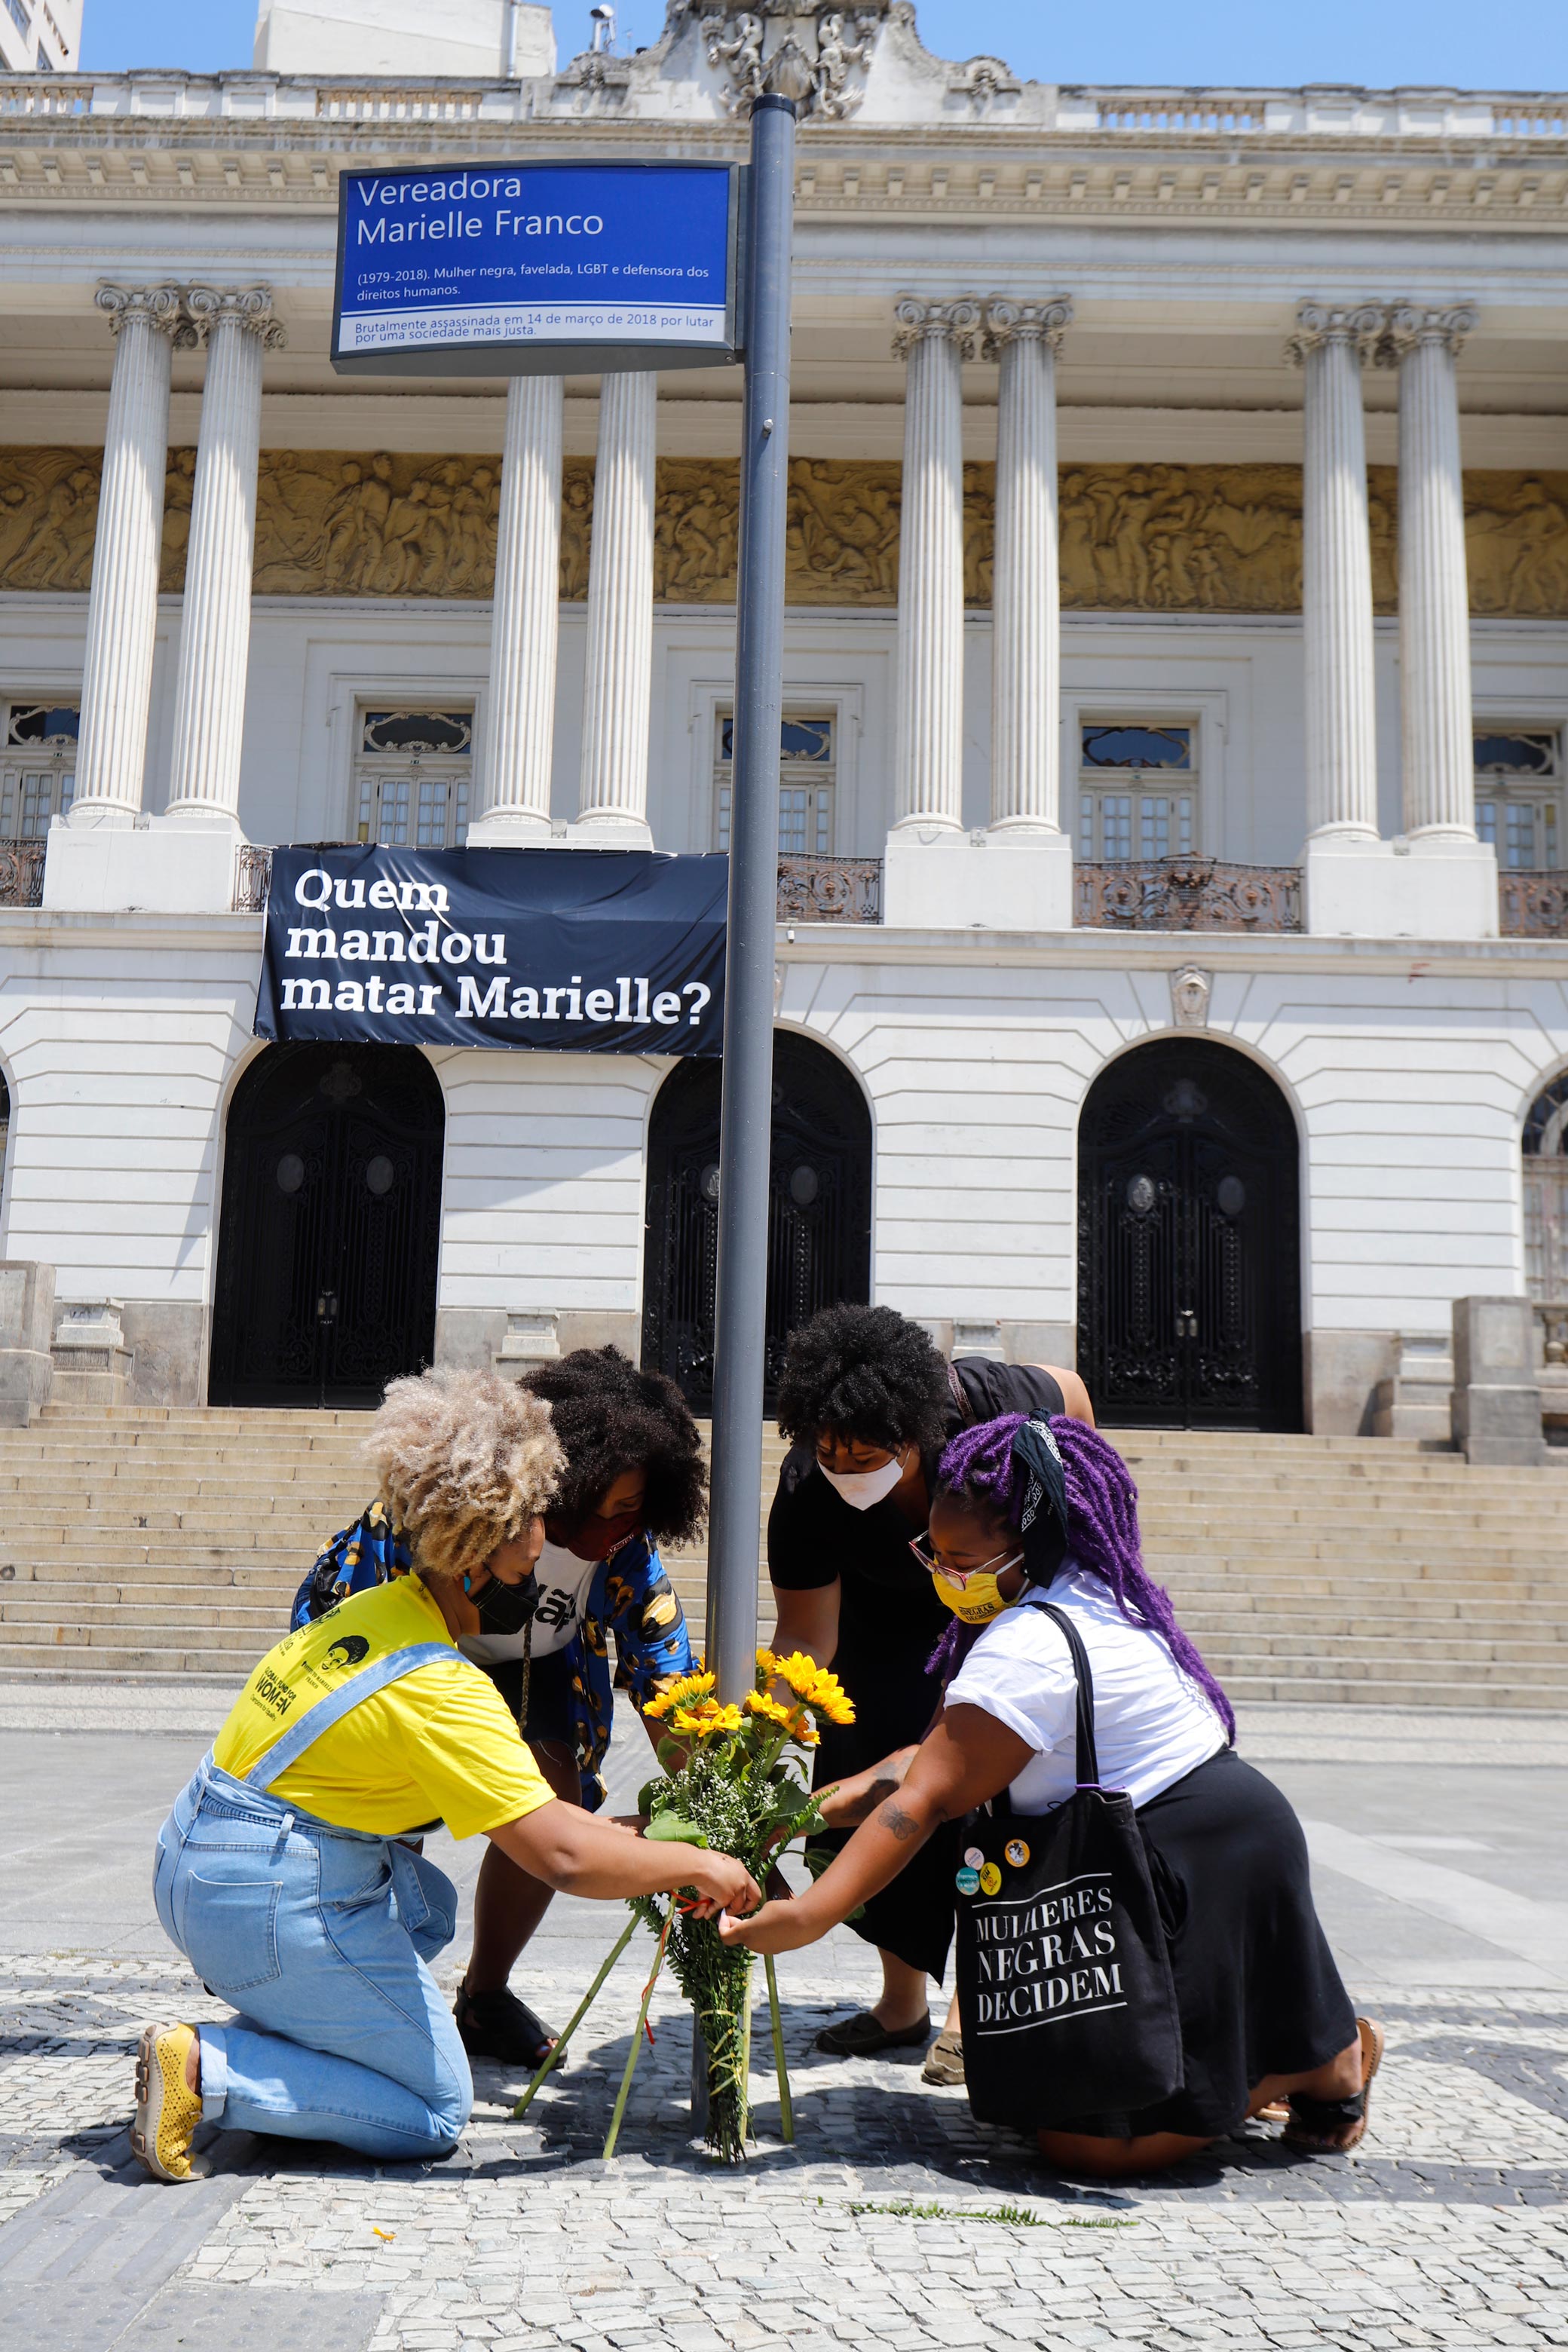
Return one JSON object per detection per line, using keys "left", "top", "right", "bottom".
{"left": 1, "top": 0, "right": 1566, "bottom": 1435}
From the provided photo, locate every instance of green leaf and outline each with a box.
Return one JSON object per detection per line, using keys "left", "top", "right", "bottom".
{"left": 642, "top": 1813, "right": 710, "bottom": 1847}
{"left": 637, "top": 1778, "right": 670, "bottom": 1816}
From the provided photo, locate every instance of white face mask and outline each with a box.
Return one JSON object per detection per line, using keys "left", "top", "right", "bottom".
{"left": 817, "top": 1451, "right": 907, "bottom": 1511}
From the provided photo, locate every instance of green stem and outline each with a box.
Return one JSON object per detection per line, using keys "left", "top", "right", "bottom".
{"left": 603, "top": 1915, "right": 670, "bottom": 2161}
{"left": 512, "top": 1912, "right": 639, "bottom": 2121}
{"left": 764, "top": 1953, "right": 794, "bottom": 2145}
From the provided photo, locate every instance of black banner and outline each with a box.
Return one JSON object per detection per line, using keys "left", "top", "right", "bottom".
{"left": 255, "top": 847, "right": 726, "bottom": 1055}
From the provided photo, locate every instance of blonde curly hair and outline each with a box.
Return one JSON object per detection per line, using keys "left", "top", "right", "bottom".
{"left": 363, "top": 1367, "right": 564, "bottom": 1587}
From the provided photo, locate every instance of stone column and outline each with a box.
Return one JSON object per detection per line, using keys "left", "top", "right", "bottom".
{"left": 577, "top": 370, "right": 656, "bottom": 840}
{"left": 1286, "top": 302, "right": 1383, "bottom": 840}
{"left": 1382, "top": 305, "right": 1480, "bottom": 839}
{"left": 164, "top": 286, "right": 285, "bottom": 829}
{"left": 890, "top": 298, "right": 978, "bottom": 831}
{"left": 984, "top": 297, "right": 1072, "bottom": 832}
{"left": 470, "top": 375, "right": 562, "bottom": 844}
{"left": 69, "top": 285, "right": 185, "bottom": 825}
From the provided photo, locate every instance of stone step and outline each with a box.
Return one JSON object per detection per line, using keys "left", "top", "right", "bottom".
{"left": 1, "top": 1601, "right": 289, "bottom": 1636}
{"left": 0, "top": 1620, "right": 274, "bottom": 1655}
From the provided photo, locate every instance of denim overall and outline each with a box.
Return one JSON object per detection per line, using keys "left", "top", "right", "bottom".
{"left": 153, "top": 1642, "right": 474, "bottom": 2160}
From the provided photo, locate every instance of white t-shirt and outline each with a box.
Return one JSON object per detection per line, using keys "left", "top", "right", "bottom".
{"left": 944, "top": 1568, "right": 1227, "bottom": 1815}
{"left": 458, "top": 1539, "right": 599, "bottom": 1666}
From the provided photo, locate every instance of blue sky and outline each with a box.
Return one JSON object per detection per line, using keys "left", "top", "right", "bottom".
{"left": 86, "top": 0, "right": 1568, "bottom": 92}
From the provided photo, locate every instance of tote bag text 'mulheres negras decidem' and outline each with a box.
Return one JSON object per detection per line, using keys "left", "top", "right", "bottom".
{"left": 955, "top": 1600, "right": 1184, "bottom": 2133}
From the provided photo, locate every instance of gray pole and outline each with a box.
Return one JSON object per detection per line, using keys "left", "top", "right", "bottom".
{"left": 703, "top": 88, "right": 798, "bottom": 1708}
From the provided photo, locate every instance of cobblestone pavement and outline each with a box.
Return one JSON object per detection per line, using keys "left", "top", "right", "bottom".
{"left": 3, "top": 1701, "right": 1567, "bottom": 2349}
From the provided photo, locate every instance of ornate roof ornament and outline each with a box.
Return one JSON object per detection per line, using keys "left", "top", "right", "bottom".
{"left": 681, "top": 2, "right": 887, "bottom": 118}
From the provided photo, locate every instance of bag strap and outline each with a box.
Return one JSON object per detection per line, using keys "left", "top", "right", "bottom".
{"left": 1027, "top": 1598, "right": 1101, "bottom": 1788}
{"left": 243, "top": 1641, "right": 457, "bottom": 1792}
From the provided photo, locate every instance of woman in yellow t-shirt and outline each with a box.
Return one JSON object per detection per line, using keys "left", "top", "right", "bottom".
{"left": 133, "top": 1368, "right": 759, "bottom": 2186}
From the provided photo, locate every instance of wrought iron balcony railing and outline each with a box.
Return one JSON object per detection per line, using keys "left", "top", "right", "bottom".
{"left": 233, "top": 844, "right": 274, "bottom": 913}
{"left": 776, "top": 853, "right": 881, "bottom": 925}
{"left": 0, "top": 841, "right": 46, "bottom": 908}
{"left": 232, "top": 846, "right": 884, "bottom": 924}
{"left": 1500, "top": 872, "right": 1568, "bottom": 939}
{"left": 1076, "top": 859, "right": 1302, "bottom": 933}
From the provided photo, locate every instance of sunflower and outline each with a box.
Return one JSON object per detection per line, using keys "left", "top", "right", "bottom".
{"left": 642, "top": 1668, "right": 717, "bottom": 1723}
{"left": 771, "top": 1652, "right": 856, "bottom": 1726}
{"left": 754, "top": 1645, "right": 779, "bottom": 1687}
{"left": 743, "top": 1689, "right": 821, "bottom": 1747}
{"left": 672, "top": 1698, "right": 744, "bottom": 1738}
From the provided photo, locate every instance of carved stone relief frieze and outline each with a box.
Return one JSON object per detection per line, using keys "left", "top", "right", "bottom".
{"left": 0, "top": 445, "right": 1565, "bottom": 617}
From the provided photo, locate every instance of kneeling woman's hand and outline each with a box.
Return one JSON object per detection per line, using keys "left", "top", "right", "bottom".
{"left": 488, "top": 1799, "right": 761, "bottom": 1919}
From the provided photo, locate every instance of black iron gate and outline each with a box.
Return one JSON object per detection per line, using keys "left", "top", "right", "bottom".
{"left": 210, "top": 1043, "right": 444, "bottom": 1409}
{"left": 1077, "top": 1039, "right": 1302, "bottom": 1431}
{"left": 642, "top": 1031, "right": 872, "bottom": 1410}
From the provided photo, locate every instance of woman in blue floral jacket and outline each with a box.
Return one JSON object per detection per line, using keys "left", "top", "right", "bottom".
{"left": 293, "top": 1346, "right": 704, "bottom": 2067}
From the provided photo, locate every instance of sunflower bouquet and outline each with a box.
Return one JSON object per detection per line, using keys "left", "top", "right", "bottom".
{"left": 515, "top": 1647, "right": 853, "bottom": 2164}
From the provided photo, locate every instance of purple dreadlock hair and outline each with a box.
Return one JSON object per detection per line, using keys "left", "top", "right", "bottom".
{"left": 926, "top": 1412, "right": 1236, "bottom": 1742}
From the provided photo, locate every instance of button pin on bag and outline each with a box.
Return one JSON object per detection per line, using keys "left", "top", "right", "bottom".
{"left": 963, "top": 1845, "right": 985, "bottom": 1870}
{"left": 978, "top": 1862, "right": 1002, "bottom": 1896}
{"left": 955, "top": 1866, "right": 980, "bottom": 1897}
{"left": 1004, "top": 1839, "right": 1030, "bottom": 1869}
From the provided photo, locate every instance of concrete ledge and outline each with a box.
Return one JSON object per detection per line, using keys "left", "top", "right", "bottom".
{"left": 44, "top": 823, "right": 240, "bottom": 914}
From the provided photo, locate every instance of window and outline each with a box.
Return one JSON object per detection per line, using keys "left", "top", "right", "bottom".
{"left": 354, "top": 709, "right": 472, "bottom": 849}
{"left": 4, "top": 0, "right": 30, "bottom": 36}
{"left": 715, "top": 714, "right": 835, "bottom": 855}
{"left": 1, "top": 700, "right": 78, "bottom": 838}
{"left": 1077, "top": 723, "right": 1196, "bottom": 862}
{"left": 1475, "top": 729, "right": 1562, "bottom": 871}
{"left": 35, "top": 41, "right": 51, "bottom": 65}
{"left": 1524, "top": 1074, "right": 1568, "bottom": 1303}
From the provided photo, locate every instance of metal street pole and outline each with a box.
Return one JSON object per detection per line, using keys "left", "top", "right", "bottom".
{"left": 704, "top": 87, "right": 797, "bottom": 1708}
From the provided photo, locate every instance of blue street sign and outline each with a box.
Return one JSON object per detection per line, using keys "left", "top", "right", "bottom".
{"left": 331, "top": 159, "right": 742, "bottom": 378}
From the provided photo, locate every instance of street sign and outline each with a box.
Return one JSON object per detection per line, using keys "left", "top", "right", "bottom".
{"left": 331, "top": 159, "right": 742, "bottom": 378}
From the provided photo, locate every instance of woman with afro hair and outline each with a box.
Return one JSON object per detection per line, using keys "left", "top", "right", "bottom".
{"left": 293, "top": 1346, "right": 707, "bottom": 2070}
{"left": 767, "top": 1303, "right": 1093, "bottom": 2071}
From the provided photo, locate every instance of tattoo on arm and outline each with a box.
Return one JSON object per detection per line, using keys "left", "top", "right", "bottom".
{"left": 837, "top": 1772, "right": 899, "bottom": 1826}
{"left": 879, "top": 1800, "right": 923, "bottom": 1843}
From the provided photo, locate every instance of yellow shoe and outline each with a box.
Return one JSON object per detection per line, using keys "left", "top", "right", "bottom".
{"left": 132, "top": 2023, "right": 203, "bottom": 2182}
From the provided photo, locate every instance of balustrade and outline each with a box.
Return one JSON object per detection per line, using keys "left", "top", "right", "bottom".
{"left": 0, "top": 841, "right": 47, "bottom": 907}
{"left": 1499, "top": 873, "right": 1568, "bottom": 938}
{"left": 1076, "top": 859, "right": 1302, "bottom": 932}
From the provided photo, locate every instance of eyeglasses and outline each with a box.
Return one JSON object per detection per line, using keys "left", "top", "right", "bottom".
{"left": 908, "top": 1533, "right": 1024, "bottom": 1586}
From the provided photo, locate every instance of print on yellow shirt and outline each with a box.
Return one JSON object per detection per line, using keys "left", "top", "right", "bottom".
{"left": 213, "top": 1576, "right": 556, "bottom": 1842}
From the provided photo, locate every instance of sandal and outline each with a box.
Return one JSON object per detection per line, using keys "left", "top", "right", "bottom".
{"left": 454, "top": 1981, "right": 558, "bottom": 2069}
{"left": 1283, "top": 2016, "right": 1384, "bottom": 2154}
{"left": 815, "top": 2010, "right": 932, "bottom": 2057}
{"left": 920, "top": 2029, "right": 965, "bottom": 2087}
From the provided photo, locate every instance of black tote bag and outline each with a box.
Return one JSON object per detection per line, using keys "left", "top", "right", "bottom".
{"left": 954, "top": 1600, "right": 1184, "bottom": 2132}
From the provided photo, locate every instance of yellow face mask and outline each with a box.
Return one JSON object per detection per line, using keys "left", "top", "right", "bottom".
{"left": 929, "top": 1553, "right": 1024, "bottom": 1626}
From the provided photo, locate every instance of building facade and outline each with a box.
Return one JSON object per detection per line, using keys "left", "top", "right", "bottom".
{"left": 1, "top": 2, "right": 1566, "bottom": 1432}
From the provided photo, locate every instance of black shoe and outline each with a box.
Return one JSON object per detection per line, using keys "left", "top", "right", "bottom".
{"left": 815, "top": 2009, "right": 932, "bottom": 2056}
{"left": 453, "top": 1981, "right": 558, "bottom": 2069}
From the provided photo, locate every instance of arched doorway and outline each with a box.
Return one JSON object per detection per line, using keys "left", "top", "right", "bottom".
{"left": 642, "top": 1031, "right": 872, "bottom": 1410}
{"left": 210, "top": 1043, "right": 444, "bottom": 1408}
{"left": 1077, "top": 1038, "right": 1303, "bottom": 1431}
{"left": 1524, "top": 1072, "right": 1568, "bottom": 1299}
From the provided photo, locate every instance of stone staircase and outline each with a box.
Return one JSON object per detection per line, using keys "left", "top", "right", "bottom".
{"left": 0, "top": 1407, "right": 1563, "bottom": 1708}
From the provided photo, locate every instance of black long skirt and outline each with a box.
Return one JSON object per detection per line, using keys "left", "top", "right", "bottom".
{"left": 1049, "top": 1746, "right": 1358, "bottom": 2140}
{"left": 811, "top": 1622, "right": 959, "bottom": 1982}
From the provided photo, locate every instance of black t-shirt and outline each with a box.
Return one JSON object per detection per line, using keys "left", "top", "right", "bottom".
{"left": 767, "top": 1359, "right": 1068, "bottom": 1686}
